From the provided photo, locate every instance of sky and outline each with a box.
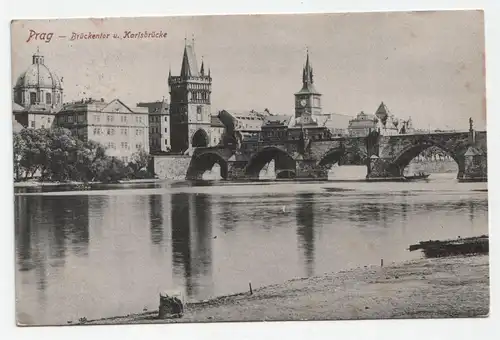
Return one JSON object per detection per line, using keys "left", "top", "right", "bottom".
{"left": 11, "top": 10, "right": 486, "bottom": 130}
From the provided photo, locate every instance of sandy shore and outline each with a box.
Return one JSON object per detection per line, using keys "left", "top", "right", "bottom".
{"left": 82, "top": 255, "right": 489, "bottom": 325}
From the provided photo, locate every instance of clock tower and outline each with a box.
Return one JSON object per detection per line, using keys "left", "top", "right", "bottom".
{"left": 294, "top": 50, "right": 322, "bottom": 118}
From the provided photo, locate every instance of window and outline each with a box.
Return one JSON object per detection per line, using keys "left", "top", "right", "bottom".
{"left": 122, "top": 115, "right": 128, "bottom": 123}
{"left": 165, "top": 117, "right": 168, "bottom": 122}
{"left": 165, "top": 139, "right": 168, "bottom": 145}
{"left": 46, "top": 93, "right": 52, "bottom": 104}
{"left": 56, "top": 93, "right": 61, "bottom": 104}
{"left": 78, "top": 114, "right": 84, "bottom": 123}
{"left": 68, "top": 116, "right": 74, "bottom": 123}
{"left": 164, "top": 128, "right": 168, "bottom": 133}
{"left": 30, "top": 92, "right": 37, "bottom": 104}
{"left": 107, "top": 128, "right": 111, "bottom": 135}
{"left": 136, "top": 144, "right": 141, "bottom": 150}
{"left": 48, "top": 117, "right": 51, "bottom": 124}
{"left": 197, "top": 106, "right": 202, "bottom": 121}
{"left": 107, "top": 115, "right": 114, "bottom": 123}
{"left": 121, "top": 142, "right": 129, "bottom": 149}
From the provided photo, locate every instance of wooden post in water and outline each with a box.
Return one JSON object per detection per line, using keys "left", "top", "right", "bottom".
{"left": 249, "top": 282, "right": 253, "bottom": 295}
{"left": 381, "top": 259, "right": 384, "bottom": 267}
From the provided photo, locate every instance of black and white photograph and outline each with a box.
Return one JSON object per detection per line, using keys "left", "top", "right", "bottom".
{"left": 10, "top": 10, "right": 489, "bottom": 327}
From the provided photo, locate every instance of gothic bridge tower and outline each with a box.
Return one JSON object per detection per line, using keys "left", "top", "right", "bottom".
{"left": 168, "top": 38, "right": 212, "bottom": 153}
{"left": 294, "top": 50, "right": 322, "bottom": 118}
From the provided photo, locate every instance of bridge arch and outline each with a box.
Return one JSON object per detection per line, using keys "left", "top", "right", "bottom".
{"left": 186, "top": 151, "right": 228, "bottom": 180}
{"left": 245, "top": 147, "right": 296, "bottom": 178}
{"left": 318, "top": 148, "right": 346, "bottom": 167}
{"left": 391, "top": 139, "right": 464, "bottom": 177}
{"left": 191, "top": 129, "right": 209, "bottom": 148}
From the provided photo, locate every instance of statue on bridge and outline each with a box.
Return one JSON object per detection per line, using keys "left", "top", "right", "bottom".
{"left": 469, "top": 117, "right": 474, "bottom": 131}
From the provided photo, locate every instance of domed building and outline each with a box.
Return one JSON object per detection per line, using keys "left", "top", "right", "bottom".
{"left": 348, "top": 111, "right": 379, "bottom": 137}
{"left": 13, "top": 50, "right": 63, "bottom": 129}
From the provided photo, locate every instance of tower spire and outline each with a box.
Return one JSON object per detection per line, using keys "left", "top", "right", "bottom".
{"left": 303, "top": 47, "right": 313, "bottom": 85}
{"left": 180, "top": 34, "right": 199, "bottom": 78}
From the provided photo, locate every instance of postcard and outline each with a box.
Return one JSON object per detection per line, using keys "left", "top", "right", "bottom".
{"left": 11, "top": 10, "right": 488, "bottom": 326}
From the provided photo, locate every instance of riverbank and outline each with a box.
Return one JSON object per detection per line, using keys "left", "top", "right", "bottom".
{"left": 81, "top": 255, "right": 489, "bottom": 325}
{"left": 14, "top": 178, "right": 163, "bottom": 188}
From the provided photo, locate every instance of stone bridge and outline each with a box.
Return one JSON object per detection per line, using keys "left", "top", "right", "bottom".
{"left": 185, "top": 130, "right": 487, "bottom": 181}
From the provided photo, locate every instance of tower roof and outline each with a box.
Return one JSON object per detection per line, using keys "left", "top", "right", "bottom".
{"left": 375, "top": 102, "right": 389, "bottom": 118}
{"left": 180, "top": 42, "right": 199, "bottom": 78}
{"left": 296, "top": 49, "right": 320, "bottom": 95}
{"left": 14, "top": 51, "right": 62, "bottom": 90}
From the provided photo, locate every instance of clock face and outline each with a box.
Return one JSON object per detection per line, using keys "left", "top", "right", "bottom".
{"left": 300, "top": 99, "right": 307, "bottom": 107}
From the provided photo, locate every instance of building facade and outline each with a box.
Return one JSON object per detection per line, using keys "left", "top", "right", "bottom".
{"left": 57, "top": 98, "right": 149, "bottom": 162}
{"left": 168, "top": 40, "right": 213, "bottom": 154}
{"left": 137, "top": 100, "right": 171, "bottom": 153}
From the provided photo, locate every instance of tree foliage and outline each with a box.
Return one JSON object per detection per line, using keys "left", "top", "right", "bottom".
{"left": 13, "top": 128, "right": 155, "bottom": 183}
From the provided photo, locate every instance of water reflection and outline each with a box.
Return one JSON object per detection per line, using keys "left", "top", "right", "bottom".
{"left": 15, "top": 195, "right": 91, "bottom": 314}
{"left": 296, "top": 193, "right": 316, "bottom": 277}
{"left": 171, "top": 193, "right": 214, "bottom": 299}
{"left": 149, "top": 195, "right": 164, "bottom": 245}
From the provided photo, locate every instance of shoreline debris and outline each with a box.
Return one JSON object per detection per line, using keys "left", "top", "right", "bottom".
{"left": 409, "top": 235, "right": 488, "bottom": 258}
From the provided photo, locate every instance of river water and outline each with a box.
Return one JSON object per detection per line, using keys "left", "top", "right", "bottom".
{"left": 14, "top": 171, "right": 488, "bottom": 325}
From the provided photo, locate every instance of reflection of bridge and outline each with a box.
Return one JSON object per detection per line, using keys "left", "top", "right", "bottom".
{"left": 186, "top": 128, "right": 487, "bottom": 181}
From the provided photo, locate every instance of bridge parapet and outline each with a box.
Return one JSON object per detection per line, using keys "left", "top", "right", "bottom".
{"left": 186, "top": 130, "right": 487, "bottom": 182}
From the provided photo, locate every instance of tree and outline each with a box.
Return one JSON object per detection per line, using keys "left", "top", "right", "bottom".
{"left": 128, "top": 148, "right": 154, "bottom": 179}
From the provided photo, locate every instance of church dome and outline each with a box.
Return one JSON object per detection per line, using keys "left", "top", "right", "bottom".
{"left": 14, "top": 53, "right": 62, "bottom": 90}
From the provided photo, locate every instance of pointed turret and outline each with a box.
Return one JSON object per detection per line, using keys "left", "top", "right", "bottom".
{"left": 200, "top": 57, "right": 205, "bottom": 76}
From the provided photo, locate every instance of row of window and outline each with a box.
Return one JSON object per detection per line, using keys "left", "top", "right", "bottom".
{"left": 149, "top": 116, "right": 169, "bottom": 123}
{"left": 28, "top": 92, "right": 61, "bottom": 105}
{"left": 191, "top": 92, "right": 209, "bottom": 100}
{"left": 30, "top": 118, "right": 51, "bottom": 128}
{"left": 150, "top": 138, "right": 168, "bottom": 147}
{"left": 60, "top": 114, "right": 85, "bottom": 124}
{"left": 93, "top": 128, "right": 145, "bottom": 136}
{"left": 150, "top": 127, "right": 168, "bottom": 134}
{"left": 106, "top": 142, "right": 143, "bottom": 150}
{"left": 93, "top": 115, "right": 144, "bottom": 124}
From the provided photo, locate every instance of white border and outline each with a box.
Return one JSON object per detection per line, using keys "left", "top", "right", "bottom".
{"left": 2, "top": 1, "right": 498, "bottom": 339}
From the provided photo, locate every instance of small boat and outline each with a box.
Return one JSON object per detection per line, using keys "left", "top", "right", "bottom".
{"left": 404, "top": 172, "right": 430, "bottom": 181}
